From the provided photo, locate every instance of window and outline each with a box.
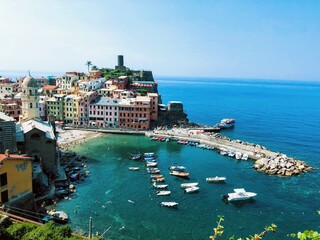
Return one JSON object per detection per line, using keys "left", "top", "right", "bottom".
{"left": 30, "top": 103, "right": 33, "bottom": 108}
{"left": 30, "top": 133, "right": 41, "bottom": 140}
{"left": 0, "top": 173, "right": 7, "bottom": 187}
{"left": 1, "top": 190, "right": 8, "bottom": 203}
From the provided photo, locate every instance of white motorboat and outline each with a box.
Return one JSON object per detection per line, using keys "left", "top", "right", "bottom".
{"left": 47, "top": 210, "right": 69, "bottom": 224}
{"left": 222, "top": 188, "right": 257, "bottom": 202}
{"left": 219, "top": 148, "right": 228, "bottom": 156}
{"left": 169, "top": 165, "right": 186, "bottom": 171}
{"left": 129, "top": 167, "right": 139, "bottom": 171}
{"left": 241, "top": 154, "right": 249, "bottom": 161}
{"left": 146, "top": 161, "right": 157, "bottom": 167}
{"left": 170, "top": 171, "right": 189, "bottom": 178}
{"left": 158, "top": 201, "right": 178, "bottom": 207}
{"left": 235, "top": 152, "right": 242, "bottom": 160}
{"left": 148, "top": 169, "right": 160, "bottom": 174}
{"left": 218, "top": 118, "right": 235, "bottom": 129}
{"left": 180, "top": 182, "right": 199, "bottom": 189}
{"left": 184, "top": 186, "right": 200, "bottom": 193}
{"left": 206, "top": 176, "right": 226, "bottom": 183}
{"left": 228, "top": 150, "right": 236, "bottom": 158}
{"left": 150, "top": 174, "right": 163, "bottom": 179}
{"left": 156, "top": 191, "right": 171, "bottom": 196}
{"left": 153, "top": 183, "right": 168, "bottom": 189}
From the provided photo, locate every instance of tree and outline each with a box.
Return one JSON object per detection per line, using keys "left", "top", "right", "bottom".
{"left": 85, "top": 61, "right": 92, "bottom": 72}
{"left": 91, "top": 65, "right": 98, "bottom": 71}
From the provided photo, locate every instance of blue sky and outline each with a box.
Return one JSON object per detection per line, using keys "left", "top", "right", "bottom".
{"left": 1, "top": 0, "right": 320, "bottom": 80}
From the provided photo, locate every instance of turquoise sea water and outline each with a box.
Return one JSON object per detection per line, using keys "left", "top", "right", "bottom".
{"left": 57, "top": 77, "right": 320, "bottom": 239}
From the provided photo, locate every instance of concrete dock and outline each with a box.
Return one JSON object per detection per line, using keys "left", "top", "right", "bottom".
{"left": 145, "top": 129, "right": 313, "bottom": 176}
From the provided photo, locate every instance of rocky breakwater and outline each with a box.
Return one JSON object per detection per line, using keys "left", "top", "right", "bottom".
{"left": 253, "top": 154, "right": 313, "bottom": 176}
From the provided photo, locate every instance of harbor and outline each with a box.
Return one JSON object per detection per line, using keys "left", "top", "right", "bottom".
{"left": 145, "top": 127, "right": 313, "bottom": 176}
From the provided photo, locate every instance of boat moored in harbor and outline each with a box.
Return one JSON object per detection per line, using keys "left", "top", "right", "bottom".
{"left": 218, "top": 118, "right": 235, "bottom": 129}
{"left": 158, "top": 201, "right": 178, "bottom": 208}
{"left": 170, "top": 171, "right": 189, "bottom": 178}
{"left": 130, "top": 153, "right": 142, "bottom": 160}
{"left": 156, "top": 191, "right": 171, "bottom": 196}
{"left": 184, "top": 186, "right": 200, "bottom": 193}
{"left": 181, "top": 182, "right": 199, "bottom": 189}
{"left": 129, "top": 167, "right": 139, "bottom": 171}
{"left": 169, "top": 165, "right": 186, "bottom": 171}
{"left": 153, "top": 183, "right": 168, "bottom": 189}
{"left": 206, "top": 176, "right": 226, "bottom": 183}
{"left": 222, "top": 188, "right": 257, "bottom": 202}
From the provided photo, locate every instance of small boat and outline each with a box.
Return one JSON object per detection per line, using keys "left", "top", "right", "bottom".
{"left": 146, "top": 161, "right": 157, "bottom": 167}
{"left": 170, "top": 171, "right": 189, "bottom": 178}
{"left": 158, "top": 201, "right": 178, "bottom": 208}
{"left": 235, "top": 152, "right": 242, "bottom": 160}
{"left": 145, "top": 157, "right": 157, "bottom": 161}
{"left": 151, "top": 177, "right": 165, "bottom": 182}
{"left": 129, "top": 167, "right": 139, "bottom": 171}
{"left": 241, "top": 154, "right": 249, "bottom": 161}
{"left": 206, "top": 176, "right": 226, "bottom": 183}
{"left": 153, "top": 183, "right": 168, "bottom": 189}
{"left": 180, "top": 182, "right": 199, "bottom": 189}
{"left": 219, "top": 148, "right": 228, "bottom": 156}
{"left": 222, "top": 188, "right": 257, "bottom": 202}
{"left": 156, "top": 191, "right": 171, "bottom": 196}
{"left": 148, "top": 169, "right": 160, "bottom": 174}
{"left": 169, "top": 165, "right": 186, "bottom": 171}
{"left": 218, "top": 118, "right": 235, "bottom": 129}
{"left": 228, "top": 150, "right": 236, "bottom": 158}
{"left": 150, "top": 174, "right": 163, "bottom": 179}
{"left": 47, "top": 210, "right": 69, "bottom": 224}
{"left": 69, "top": 172, "right": 80, "bottom": 181}
{"left": 144, "top": 152, "right": 156, "bottom": 158}
{"left": 130, "top": 153, "right": 142, "bottom": 160}
{"left": 185, "top": 186, "right": 200, "bottom": 193}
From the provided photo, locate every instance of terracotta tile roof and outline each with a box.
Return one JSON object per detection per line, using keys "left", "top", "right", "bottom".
{"left": 43, "top": 85, "right": 57, "bottom": 90}
{"left": 0, "top": 154, "right": 32, "bottom": 163}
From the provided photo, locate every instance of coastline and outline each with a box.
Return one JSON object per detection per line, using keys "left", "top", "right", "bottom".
{"left": 56, "top": 129, "right": 103, "bottom": 149}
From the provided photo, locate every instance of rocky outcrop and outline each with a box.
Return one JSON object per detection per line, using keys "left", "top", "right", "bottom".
{"left": 253, "top": 155, "right": 313, "bottom": 176}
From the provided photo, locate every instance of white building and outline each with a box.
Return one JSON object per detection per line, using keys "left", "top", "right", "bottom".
{"left": 20, "top": 76, "right": 40, "bottom": 122}
{"left": 79, "top": 77, "right": 106, "bottom": 92}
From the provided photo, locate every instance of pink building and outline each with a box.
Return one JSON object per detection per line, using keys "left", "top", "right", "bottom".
{"left": 79, "top": 91, "right": 99, "bottom": 125}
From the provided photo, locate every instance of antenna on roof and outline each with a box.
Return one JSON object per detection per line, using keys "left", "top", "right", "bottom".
{"left": 28, "top": 70, "right": 32, "bottom": 77}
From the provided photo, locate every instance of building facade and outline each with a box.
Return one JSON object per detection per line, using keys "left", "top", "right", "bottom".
{"left": 0, "top": 152, "right": 33, "bottom": 204}
{"left": 0, "top": 113, "right": 17, "bottom": 153}
{"left": 89, "top": 97, "right": 119, "bottom": 127}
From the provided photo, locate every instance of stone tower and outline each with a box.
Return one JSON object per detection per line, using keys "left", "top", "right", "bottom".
{"left": 20, "top": 75, "right": 40, "bottom": 122}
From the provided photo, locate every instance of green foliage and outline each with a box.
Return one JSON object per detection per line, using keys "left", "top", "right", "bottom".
{"left": 6, "top": 222, "right": 37, "bottom": 240}
{"left": 290, "top": 211, "right": 320, "bottom": 240}
{"left": 100, "top": 68, "right": 132, "bottom": 79}
{"left": 5, "top": 222, "right": 82, "bottom": 240}
{"left": 136, "top": 88, "right": 148, "bottom": 95}
{"left": 210, "top": 216, "right": 277, "bottom": 240}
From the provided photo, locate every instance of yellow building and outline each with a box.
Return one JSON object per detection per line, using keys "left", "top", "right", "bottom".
{"left": 0, "top": 151, "right": 33, "bottom": 204}
{"left": 64, "top": 95, "right": 82, "bottom": 125}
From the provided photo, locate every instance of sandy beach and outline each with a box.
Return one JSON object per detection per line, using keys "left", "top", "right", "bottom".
{"left": 56, "top": 129, "right": 103, "bottom": 149}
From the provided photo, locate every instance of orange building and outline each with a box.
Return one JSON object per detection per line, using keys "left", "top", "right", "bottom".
{"left": 118, "top": 96, "right": 151, "bottom": 129}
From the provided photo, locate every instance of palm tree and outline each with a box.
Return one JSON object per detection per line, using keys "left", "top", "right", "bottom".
{"left": 85, "top": 61, "right": 92, "bottom": 72}
{"left": 91, "top": 65, "right": 98, "bottom": 71}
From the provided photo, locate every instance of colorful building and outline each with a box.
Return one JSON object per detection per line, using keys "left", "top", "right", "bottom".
{"left": 0, "top": 113, "right": 17, "bottom": 154}
{"left": 0, "top": 151, "right": 33, "bottom": 204}
{"left": 46, "top": 94, "right": 65, "bottom": 121}
{"left": 64, "top": 95, "right": 82, "bottom": 125}
{"left": 118, "top": 96, "right": 151, "bottom": 129}
{"left": 89, "top": 97, "right": 119, "bottom": 127}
